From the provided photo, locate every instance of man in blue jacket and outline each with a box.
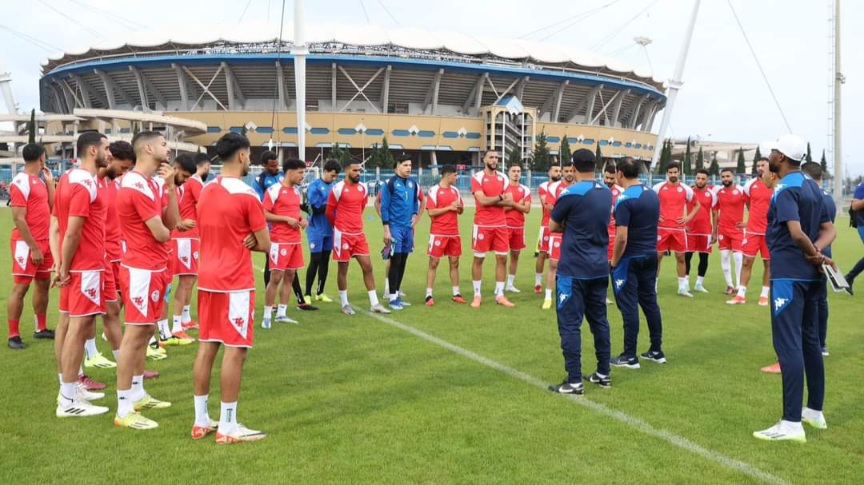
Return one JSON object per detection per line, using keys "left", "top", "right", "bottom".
{"left": 380, "top": 155, "right": 421, "bottom": 310}
{"left": 303, "top": 159, "right": 341, "bottom": 302}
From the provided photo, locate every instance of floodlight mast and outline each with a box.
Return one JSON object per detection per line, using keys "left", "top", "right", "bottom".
{"left": 648, "top": 0, "right": 701, "bottom": 174}
{"left": 293, "top": 0, "right": 308, "bottom": 161}
{"left": 833, "top": 0, "right": 843, "bottom": 203}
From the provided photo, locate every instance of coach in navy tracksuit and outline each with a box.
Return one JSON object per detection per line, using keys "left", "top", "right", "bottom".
{"left": 547, "top": 149, "right": 612, "bottom": 394}
{"left": 754, "top": 136, "right": 836, "bottom": 443}
{"left": 609, "top": 157, "right": 664, "bottom": 369}
{"left": 380, "top": 155, "right": 421, "bottom": 310}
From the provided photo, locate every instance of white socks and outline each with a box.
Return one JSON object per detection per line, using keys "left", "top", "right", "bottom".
{"left": 733, "top": 252, "right": 743, "bottom": 287}
{"left": 339, "top": 290, "right": 349, "bottom": 307}
{"left": 737, "top": 286, "right": 747, "bottom": 298}
{"left": 761, "top": 286, "right": 770, "bottom": 298}
{"left": 277, "top": 304, "right": 287, "bottom": 317}
{"left": 452, "top": 286, "right": 460, "bottom": 296}
{"left": 368, "top": 290, "right": 380, "bottom": 307}
{"left": 426, "top": 287, "right": 433, "bottom": 298}
{"left": 494, "top": 281, "right": 505, "bottom": 297}
{"left": 182, "top": 305, "right": 192, "bottom": 324}
{"left": 84, "top": 338, "right": 98, "bottom": 360}
{"left": 545, "top": 289, "right": 552, "bottom": 300}
{"left": 157, "top": 319, "right": 171, "bottom": 340}
{"left": 60, "top": 382, "right": 76, "bottom": 407}
{"left": 696, "top": 276, "right": 704, "bottom": 287}
{"left": 678, "top": 277, "right": 688, "bottom": 291}
{"left": 473, "top": 280, "right": 482, "bottom": 297}
{"left": 130, "top": 374, "right": 145, "bottom": 401}
{"left": 172, "top": 315, "right": 183, "bottom": 334}
{"left": 506, "top": 275, "right": 516, "bottom": 287}
{"left": 117, "top": 389, "right": 134, "bottom": 418}
{"left": 194, "top": 394, "right": 211, "bottom": 427}
{"left": 535, "top": 273, "right": 542, "bottom": 286}
{"left": 263, "top": 306, "right": 273, "bottom": 323}
{"left": 219, "top": 401, "right": 238, "bottom": 434}
{"left": 720, "top": 250, "right": 733, "bottom": 287}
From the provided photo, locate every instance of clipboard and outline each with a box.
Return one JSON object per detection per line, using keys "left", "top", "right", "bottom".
{"left": 822, "top": 264, "right": 851, "bottom": 293}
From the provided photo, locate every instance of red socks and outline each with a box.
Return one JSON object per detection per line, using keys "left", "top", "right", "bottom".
{"left": 36, "top": 314, "right": 47, "bottom": 332}
{"left": 8, "top": 319, "right": 20, "bottom": 339}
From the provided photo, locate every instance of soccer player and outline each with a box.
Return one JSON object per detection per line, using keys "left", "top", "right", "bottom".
{"left": 534, "top": 165, "right": 562, "bottom": 294}
{"left": 653, "top": 162, "right": 699, "bottom": 297}
{"left": 504, "top": 165, "right": 531, "bottom": 293}
{"left": 381, "top": 155, "right": 421, "bottom": 309}
{"left": 542, "top": 161, "right": 575, "bottom": 309}
{"left": 684, "top": 169, "right": 716, "bottom": 293}
{"left": 192, "top": 133, "right": 270, "bottom": 443}
{"left": 8, "top": 143, "right": 55, "bottom": 350}
{"left": 844, "top": 178, "right": 864, "bottom": 293}
{"left": 713, "top": 168, "right": 746, "bottom": 298}
{"left": 304, "top": 159, "right": 341, "bottom": 303}
{"left": 327, "top": 160, "right": 391, "bottom": 315}
{"left": 53, "top": 131, "right": 110, "bottom": 417}
{"left": 170, "top": 152, "right": 210, "bottom": 335}
{"left": 113, "top": 131, "right": 180, "bottom": 429}
{"left": 470, "top": 150, "right": 515, "bottom": 308}
{"left": 731, "top": 157, "right": 773, "bottom": 305}
{"left": 603, "top": 162, "right": 623, "bottom": 262}
{"left": 424, "top": 164, "right": 465, "bottom": 305}
{"left": 375, "top": 172, "right": 425, "bottom": 301}
{"left": 82, "top": 141, "right": 134, "bottom": 372}
{"left": 262, "top": 158, "right": 308, "bottom": 328}
{"left": 753, "top": 135, "right": 834, "bottom": 443}
{"left": 610, "top": 157, "right": 665, "bottom": 369}
{"left": 547, "top": 149, "right": 612, "bottom": 394}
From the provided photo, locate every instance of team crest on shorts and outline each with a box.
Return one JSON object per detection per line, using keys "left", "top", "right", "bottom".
{"left": 193, "top": 251, "right": 199, "bottom": 260}
{"left": 342, "top": 243, "right": 349, "bottom": 249}
{"left": 151, "top": 290, "right": 160, "bottom": 302}
{"left": 280, "top": 248, "right": 287, "bottom": 256}
{"left": 478, "top": 233, "right": 485, "bottom": 240}
{"left": 434, "top": 240, "right": 441, "bottom": 246}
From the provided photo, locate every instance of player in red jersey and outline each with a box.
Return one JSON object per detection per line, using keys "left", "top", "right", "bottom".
{"left": 113, "top": 132, "right": 179, "bottom": 430}
{"left": 424, "top": 164, "right": 465, "bottom": 306}
{"left": 684, "top": 169, "right": 717, "bottom": 294}
{"left": 730, "top": 157, "right": 773, "bottom": 306}
{"left": 712, "top": 168, "right": 746, "bottom": 297}
{"left": 7, "top": 144, "right": 54, "bottom": 350}
{"left": 51, "top": 132, "right": 110, "bottom": 418}
{"left": 192, "top": 133, "right": 270, "bottom": 443}
{"left": 470, "top": 150, "right": 516, "bottom": 308}
{"left": 652, "top": 162, "right": 700, "bottom": 297}
{"left": 602, "top": 161, "right": 624, "bottom": 304}
{"left": 504, "top": 165, "right": 531, "bottom": 293}
{"left": 542, "top": 160, "right": 575, "bottom": 309}
{"left": 533, "top": 165, "right": 561, "bottom": 294}
{"left": 262, "top": 158, "right": 308, "bottom": 327}
{"left": 80, "top": 141, "right": 134, "bottom": 376}
{"left": 327, "top": 160, "right": 391, "bottom": 316}
{"left": 170, "top": 153, "right": 211, "bottom": 336}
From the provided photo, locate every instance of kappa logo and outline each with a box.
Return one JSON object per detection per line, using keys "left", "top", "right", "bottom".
{"left": 150, "top": 290, "right": 160, "bottom": 302}
{"left": 181, "top": 256, "right": 189, "bottom": 264}
{"left": 134, "top": 182, "right": 145, "bottom": 190}
{"left": 774, "top": 297, "right": 788, "bottom": 309}
{"left": 559, "top": 293, "right": 567, "bottom": 303}
{"left": 233, "top": 317, "right": 245, "bottom": 328}
{"left": 16, "top": 256, "right": 25, "bottom": 266}
{"left": 132, "top": 296, "right": 144, "bottom": 307}
{"left": 615, "top": 279, "right": 625, "bottom": 289}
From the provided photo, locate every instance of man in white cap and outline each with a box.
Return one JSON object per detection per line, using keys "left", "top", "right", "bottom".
{"left": 753, "top": 135, "right": 836, "bottom": 443}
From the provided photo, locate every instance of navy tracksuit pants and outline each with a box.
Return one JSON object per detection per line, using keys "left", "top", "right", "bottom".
{"left": 611, "top": 255, "right": 663, "bottom": 357}
{"left": 556, "top": 276, "right": 611, "bottom": 382}
{"left": 770, "top": 279, "right": 825, "bottom": 422}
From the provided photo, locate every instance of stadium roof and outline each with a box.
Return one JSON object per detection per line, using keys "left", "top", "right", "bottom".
{"left": 41, "top": 22, "right": 665, "bottom": 90}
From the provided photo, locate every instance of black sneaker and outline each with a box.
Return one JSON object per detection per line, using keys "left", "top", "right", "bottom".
{"left": 297, "top": 303, "right": 319, "bottom": 311}
{"left": 8, "top": 336, "right": 26, "bottom": 350}
{"left": 610, "top": 354, "right": 640, "bottom": 369}
{"left": 548, "top": 380, "right": 584, "bottom": 395}
{"left": 585, "top": 372, "right": 611, "bottom": 388}
{"left": 34, "top": 329, "right": 55, "bottom": 340}
{"left": 844, "top": 276, "right": 854, "bottom": 296}
{"left": 640, "top": 350, "right": 667, "bottom": 364}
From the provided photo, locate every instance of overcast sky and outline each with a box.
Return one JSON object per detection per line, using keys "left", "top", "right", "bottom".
{"left": 1, "top": 0, "right": 861, "bottom": 175}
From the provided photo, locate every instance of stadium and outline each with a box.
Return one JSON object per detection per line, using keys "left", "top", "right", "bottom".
{"left": 36, "top": 22, "right": 666, "bottom": 166}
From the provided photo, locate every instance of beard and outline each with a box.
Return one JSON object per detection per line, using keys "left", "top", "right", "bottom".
{"left": 95, "top": 152, "right": 108, "bottom": 169}
{"left": 722, "top": 180, "right": 732, "bottom": 187}
{"left": 485, "top": 162, "right": 497, "bottom": 171}
{"left": 696, "top": 182, "right": 706, "bottom": 189}
{"left": 551, "top": 174, "right": 561, "bottom": 182}
{"left": 349, "top": 174, "right": 360, "bottom": 183}
{"left": 201, "top": 171, "right": 210, "bottom": 182}
{"left": 668, "top": 176, "right": 678, "bottom": 184}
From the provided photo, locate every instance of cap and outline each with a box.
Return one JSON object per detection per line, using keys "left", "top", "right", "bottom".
{"left": 768, "top": 134, "right": 807, "bottom": 162}
{"left": 571, "top": 148, "right": 595, "bottom": 164}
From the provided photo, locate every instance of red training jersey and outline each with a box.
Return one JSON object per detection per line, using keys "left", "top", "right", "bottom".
{"left": 743, "top": 177, "right": 772, "bottom": 235}
{"left": 171, "top": 175, "right": 203, "bottom": 239}
{"left": 9, "top": 172, "right": 50, "bottom": 241}
{"left": 427, "top": 183, "right": 462, "bottom": 236}
{"left": 505, "top": 183, "right": 531, "bottom": 228}
{"left": 263, "top": 182, "right": 303, "bottom": 243}
{"left": 608, "top": 184, "right": 624, "bottom": 237}
{"left": 197, "top": 176, "right": 267, "bottom": 292}
{"left": 652, "top": 181, "right": 694, "bottom": 230}
{"left": 545, "top": 180, "right": 573, "bottom": 227}
{"left": 471, "top": 170, "right": 509, "bottom": 227}
{"left": 688, "top": 185, "right": 717, "bottom": 235}
{"left": 54, "top": 168, "right": 106, "bottom": 272}
{"left": 117, "top": 171, "right": 165, "bottom": 271}
{"left": 99, "top": 175, "right": 123, "bottom": 262}
{"left": 713, "top": 185, "right": 746, "bottom": 231}
{"left": 327, "top": 180, "right": 368, "bottom": 235}
{"left": 537, "top": 180, "right": 553, "bottom": 226}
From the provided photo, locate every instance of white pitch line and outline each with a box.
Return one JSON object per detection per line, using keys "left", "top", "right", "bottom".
{"left": 361, "top": 310, "right": 790, "bottom": 485}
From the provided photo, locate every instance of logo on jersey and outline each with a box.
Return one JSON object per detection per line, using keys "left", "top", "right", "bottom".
{"left": 733, "top": 190, "right": 739, "bottom": 195}
{"left": 151, "top": 290, "right": 160, "bottom": 302}
{"left": 676, "top": 187, "right": 683, "bottom": 193}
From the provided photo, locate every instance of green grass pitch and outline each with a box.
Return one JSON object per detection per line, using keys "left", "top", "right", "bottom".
{"left": 0, "top": 206, "right": 862, "bottom": 485}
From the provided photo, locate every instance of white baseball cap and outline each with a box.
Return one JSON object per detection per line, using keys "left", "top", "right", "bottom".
{"left": 768, "top": 134, "right": 807, "bottom": 162}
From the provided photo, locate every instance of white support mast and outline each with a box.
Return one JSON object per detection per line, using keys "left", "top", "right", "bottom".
{"left": 832, "top": 0, "right": 844, "bottom": 202}
{"left": 648, "top": 0, "right": 701, "bottom": 174}
{"left": 293, "top": 0, "right": 308, "bottom": 160}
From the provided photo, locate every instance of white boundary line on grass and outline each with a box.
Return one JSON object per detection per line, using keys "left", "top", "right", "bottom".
{"left": 361, "top": 310, "right": 790, "bottom": 485}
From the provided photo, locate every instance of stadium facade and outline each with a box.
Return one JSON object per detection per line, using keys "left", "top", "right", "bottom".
{"left": 38, "top": 23, "right": 667, "bottom": 165}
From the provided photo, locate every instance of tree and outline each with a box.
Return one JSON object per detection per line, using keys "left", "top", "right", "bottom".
{"left": 735, "top": 148, "right": 746, "bottom": 174}
{"left": 505, "top": 144, "right": 522, "bottom": 169}
{"left": 559, "top": 135, "right": 572, "bottom": 165}
{"left": 751, "top": 146, "right": 762, "bottom": 175}
{"left": 683, "top": 137, "right": 692, "bottom": 176}
{"left": 658, "top": 139, "right": 672, "bottom": 173}
{"left": 595, "top": 141, "right": 603, "bottom": 165}
{"left": 329, "top": 143, "right": 350, "bottom": 164}
{"left": 708, "top": 155, "right": 720, "bottom": 176}
{"left": 365, "top": 143, "right": 381, "bottom": 169}
{"left": 805, "top": 142, "right": 813, "bottom": 163}
{"left": 530, "top": 131, "right": 551, "bottom": 172}
{"left": 820, "top": 149, "right": 830, "bottom": 177}
{"left": 27, "top": 109, "right": 36, "bottom": 145}
{"left": 240, "top": 125, "right": 248, "bottom": 137}
{"left": 696, "top": 147, "right": 704, "bottom": 171}
{"left": 379, "top": 136, "right": 395, "bottom": 168}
